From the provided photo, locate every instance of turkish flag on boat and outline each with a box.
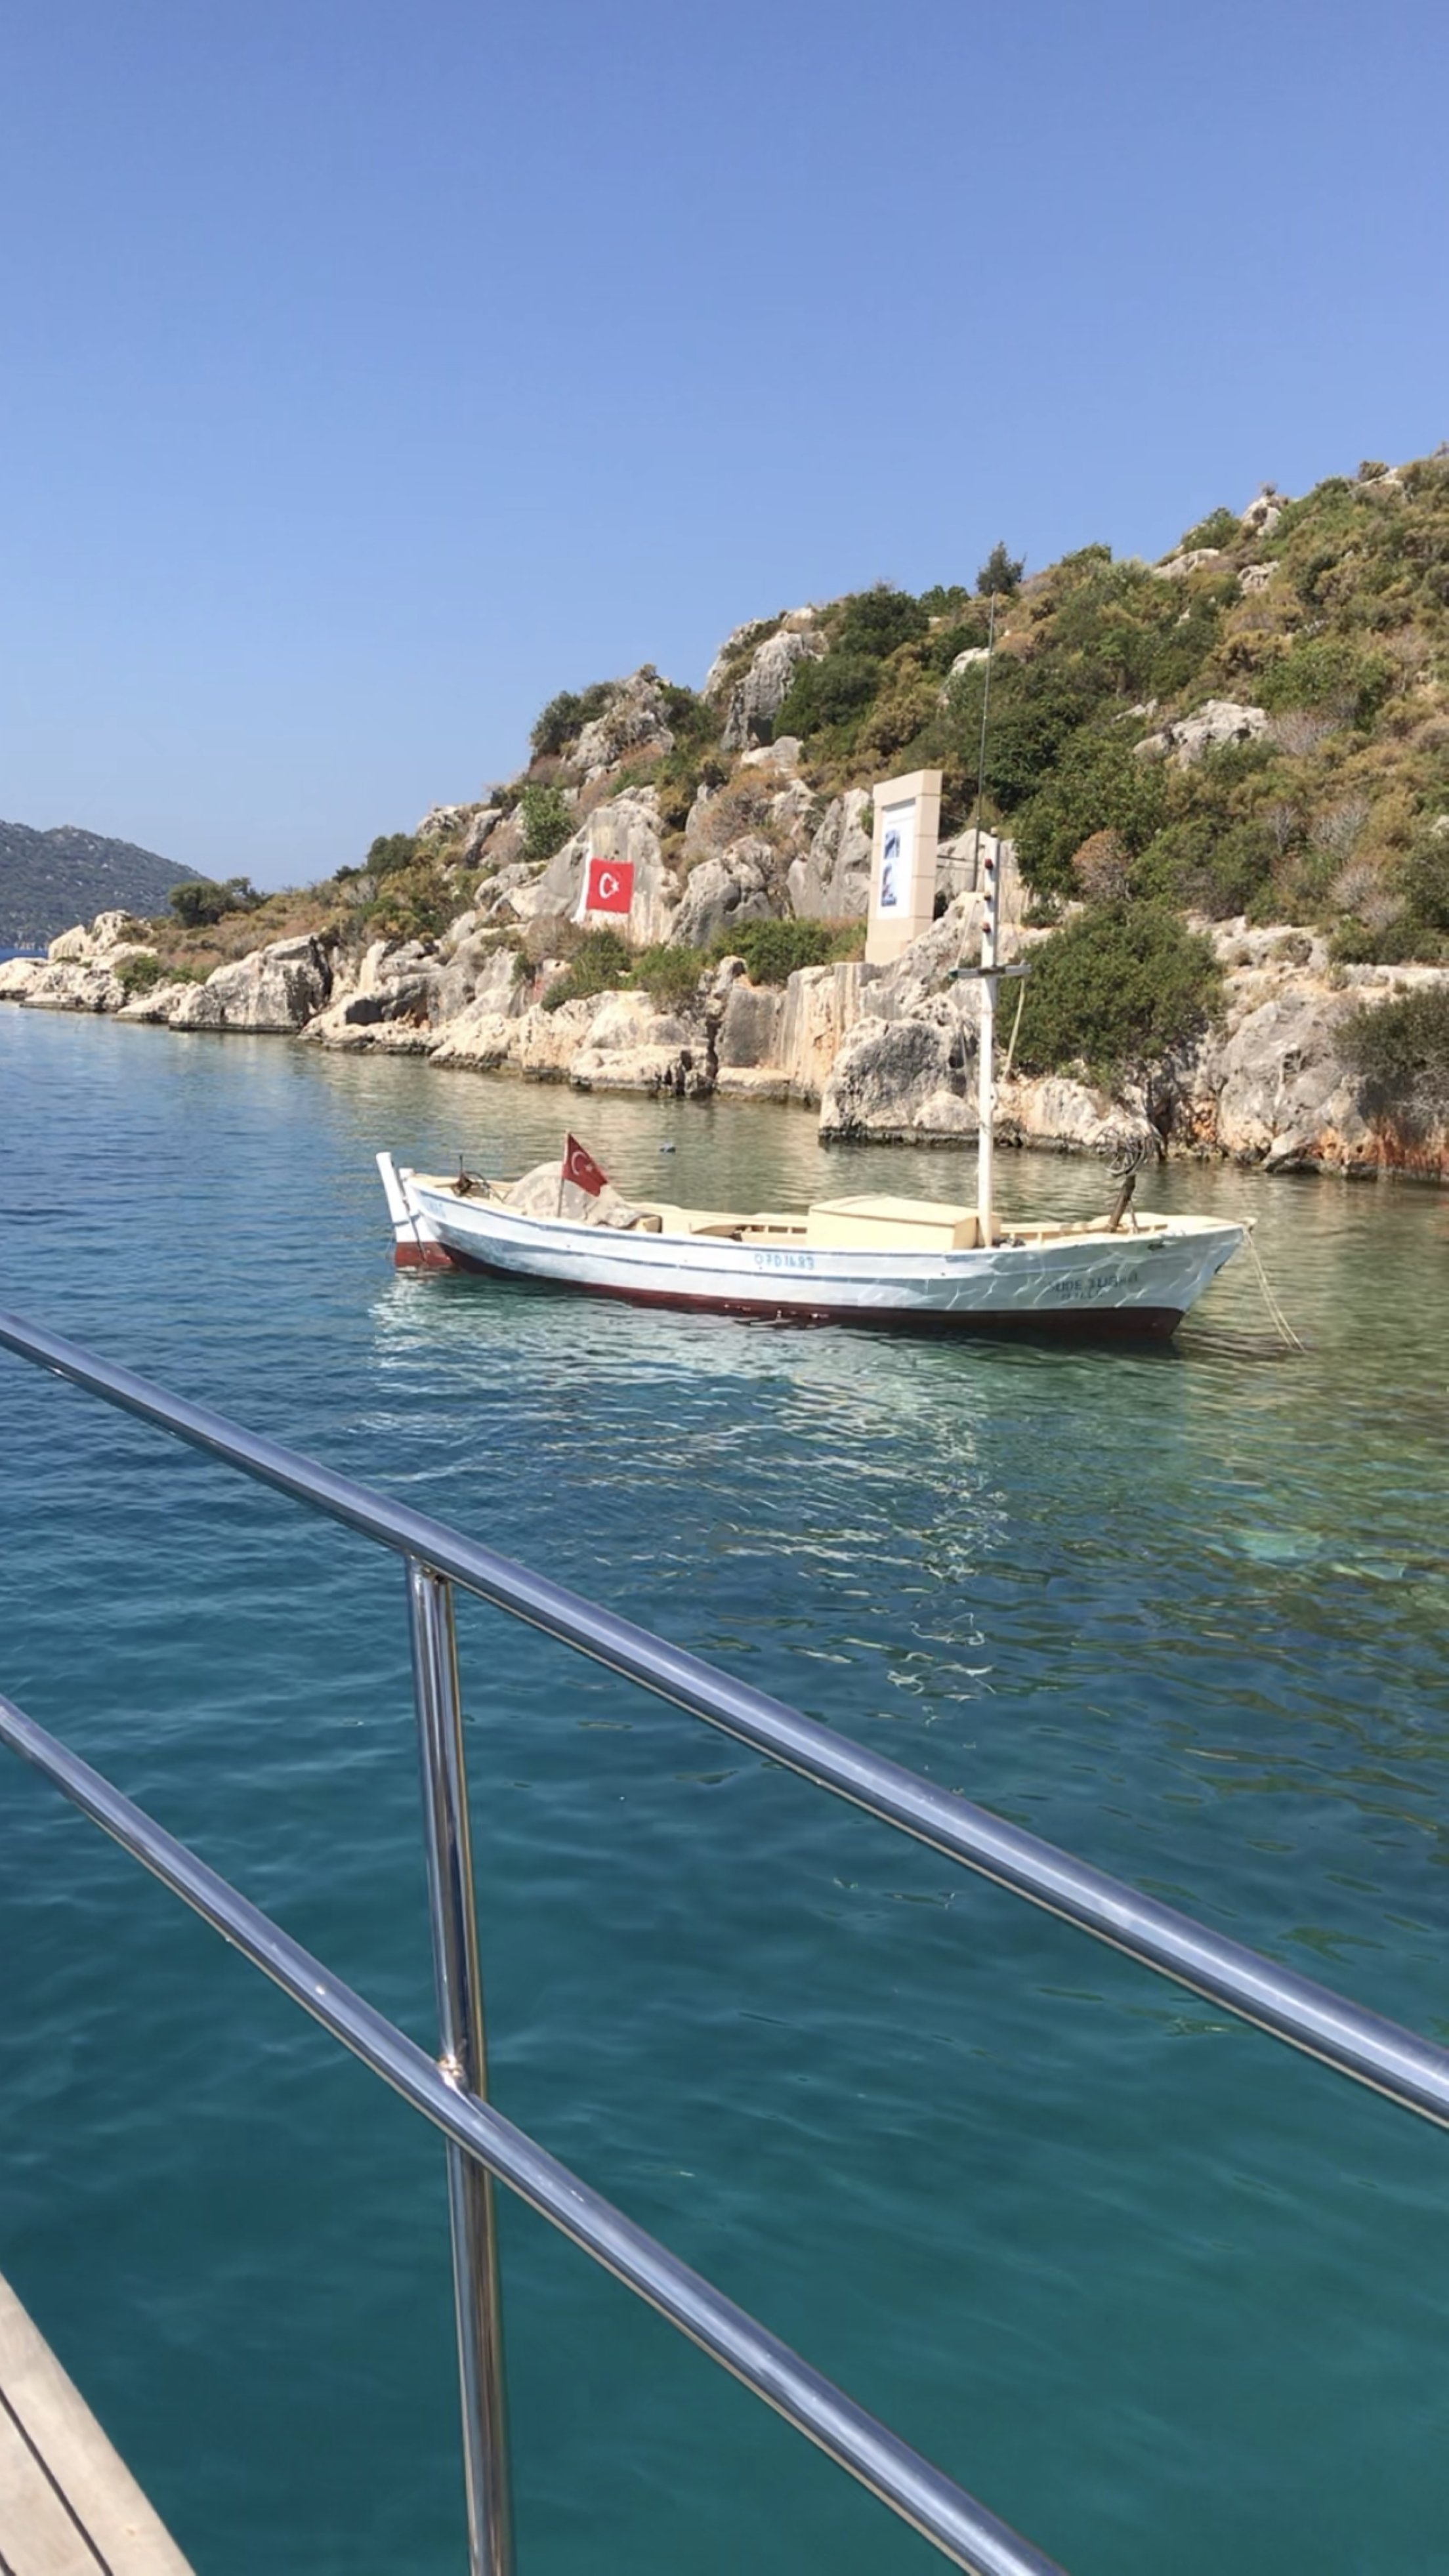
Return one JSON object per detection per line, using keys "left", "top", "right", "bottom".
{"left": 574, "top": 855, "right": 635, "bottom": 920}
{"left": 563, "top": 1134, "right": 608, "bottom": 1197}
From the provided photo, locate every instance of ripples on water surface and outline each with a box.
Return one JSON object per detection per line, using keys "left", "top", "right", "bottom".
{"left": 1, "top": 1007, "right": 1446, "bottom": 2576}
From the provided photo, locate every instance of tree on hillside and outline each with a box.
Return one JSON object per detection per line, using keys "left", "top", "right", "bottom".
{"left": 170, "top": 876, "right": 261, "bottom": 927}
{"left": 976, "top": 541, "right": 1024, "bottom": 598}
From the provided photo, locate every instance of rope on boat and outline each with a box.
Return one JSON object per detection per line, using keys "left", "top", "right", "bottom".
{"left": 1245, "top": 1227, "right": 1306, "bottom": 1352}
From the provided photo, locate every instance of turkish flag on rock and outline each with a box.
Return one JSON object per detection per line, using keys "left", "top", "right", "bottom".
{"left": 563, "top": 1134, "right": 608, "bottom": 1197}
{"left": 576, "top": 855, "right": 635, "bottom": 918}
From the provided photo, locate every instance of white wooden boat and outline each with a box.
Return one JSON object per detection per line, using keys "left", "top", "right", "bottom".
{"left": 376, "top": 1152, "right": 1243, "bottom": 1338}
{"left": 375, "top": 832, "right": 1244, "bottom": 1340}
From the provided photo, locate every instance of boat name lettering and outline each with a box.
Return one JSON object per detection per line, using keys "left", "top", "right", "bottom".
{"left": 753, "top": 1248, "right": 817, "bottom": 1273}
{"left": 1055, "top": 1265, "right": 1142, "bottom": 1301}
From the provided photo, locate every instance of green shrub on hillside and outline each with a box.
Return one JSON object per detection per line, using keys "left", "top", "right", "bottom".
{"left": 944, "top": 661, "right": 1101, "bottom": 814}
{"left": 1181, "top": 508, "right": 1240, "bottom": 552}
{"left": 539, "top": 927, "right": 632, "bottom": 1011}
{"left": 1330, "top": 831, "right": 1449, "bottom": 964}
{"left": 530, "top": 683, "right": 614, "bottom": 759}
{"left": 518, "top": 783, "right": 575, "bottom": 863}
{"left": 1013, "top": 904, "right": 1221, "bottom": 1084}
{"left": 169, "top": 876, "right": 261, "bottom": 928}
{"left": 364, "top": 835, "right": 419, "bottom": 879}
{"left": 364, "top": 863, "right": 457, "bottom": 940}
{"left": 1259, "top": 635, "right": 1393, "bottom": 728}
{"left": 1133, "top": 816, "right": 1277, "bottom": 918}
{"left": 1339, "top": 988, "right": 1449, "bottom": 1121}
{"left": 723, "top": 918, "right": 843, "bottom": 984}
{"left": 633, "top": 944, "right": 705, "bottom": 1011}
{"left": 919, "top": 583, "right": 973, "bottom": 618}
{"left": 1014, "top": 732, "right": 1169, "bottom": 898}
{"left": 116, "top": 952, "right": 167, "bottom": 995}
{"left": 774, "top": 650, "right": 881, "bottom": 742}
{"left": 833, "top": 585, "right": 930, "bottom": 660}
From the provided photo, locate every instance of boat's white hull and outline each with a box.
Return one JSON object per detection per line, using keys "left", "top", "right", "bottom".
{"left": 378, "top": 1157, "right": 1244, "bottom": 1338}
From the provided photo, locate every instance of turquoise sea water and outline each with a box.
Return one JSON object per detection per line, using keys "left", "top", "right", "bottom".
{"left": 1, "top": 1003, "right": 1446, "bottom": 2576}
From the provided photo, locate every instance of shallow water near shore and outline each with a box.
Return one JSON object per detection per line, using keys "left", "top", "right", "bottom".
{"left": 1, "top": 1003, "right": 1446, "bottom": 2576}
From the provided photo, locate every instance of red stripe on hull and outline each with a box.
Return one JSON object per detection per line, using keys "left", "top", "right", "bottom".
{"left": 394, "top": 1238, "right": 465, "bottom": 1270}
{"left": 429, "top": 1244, "right": 1183, "bottom": 1339}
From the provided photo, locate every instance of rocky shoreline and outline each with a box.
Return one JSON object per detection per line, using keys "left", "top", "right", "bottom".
{"left": 5, "top": 862, "right": 1446, "bottom": 1183}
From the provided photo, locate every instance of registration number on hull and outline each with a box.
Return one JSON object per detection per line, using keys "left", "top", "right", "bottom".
{"left": 753, "top": 1249, "right": 817, "bottom": 1273}
{"left": 1051, "top": 1265, "right": 1143, "bottom": 1302}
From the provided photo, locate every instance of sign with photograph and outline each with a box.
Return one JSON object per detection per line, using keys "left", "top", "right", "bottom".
{"left": 866, "top": 768, "right": 942, "bottom": 965}
{"left": 877, "top": 801, "right": 915, "bottom": 914}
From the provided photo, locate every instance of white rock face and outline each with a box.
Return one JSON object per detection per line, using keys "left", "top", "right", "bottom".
{"left": 671, "top": 840, "right": 774, "bottom": 949}
{"left": 429, "top": 1009, "right": 518, "bottom": 1072}
{"left": 717, "top": 979, "right": 784, "bottom": 1072}
{"left": 1240, "top": 490, "right": 1285, "bottom": 539}
{"left": 572, "top": 671, "right": 675, "bottom": 779}
{"left": 413, "top": 803, "right": 472, "bottom": 842}
{"left": 508, "top": 792, "right": 679, "bottom": 946}
{"left": 47, "top": 910, "right": 146, "bottom": 963}
{"left": 739, "top": 736, "right": 802, "bottom": 774}
{"left": 1151, "top": 547, "right": 1225, "bottom": 581}
{"left": 1137, "top": 700, "right": 1269, "bottom": 767}
{"left": 819, "top": 1015, "right": 974, "bottom": 1141}
{"left": 720, "top": 627, "right": 820, "bottom": 751}
{"left": 996, "top": 1076, "right": 1156, "bottom": 1161}
{"left": 168, "top": 936, "right": 332, "bottom": 1034}
{"left": 5, "top": 958, "right": 131, "bottom": 1012}
{"left": 774, "top": 961, "right": 873, "bottom": 1101}
{"left": 0, "top": 955, "right": 47, "bottom": 1001}
{"left": 788, "top": 790, "right": 873, "bottom": 919}
{"left": 1239, "top": 561, "right": 1279, "bottom": 595}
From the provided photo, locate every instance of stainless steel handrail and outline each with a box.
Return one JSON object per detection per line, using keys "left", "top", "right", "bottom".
{"left": 3, "top": 1307, "right": 1448, "bottom": 2130}
{"left": 4, "top": 1306, "right": 1448, "bottom": 2576}
{"left": 0, "top": 1690, "right": 1060, "bottom": 2576}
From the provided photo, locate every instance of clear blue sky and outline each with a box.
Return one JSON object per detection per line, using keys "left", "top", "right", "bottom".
{"left": 3, "top": 0, "right": 1445, "bottom": 887}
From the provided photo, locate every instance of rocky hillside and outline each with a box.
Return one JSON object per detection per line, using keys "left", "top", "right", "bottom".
{"left": 0, "top": 820, "right": 198, "bottom": 949}
{"left": 5, "top": 444, "right": 1448, "bottom": 1179}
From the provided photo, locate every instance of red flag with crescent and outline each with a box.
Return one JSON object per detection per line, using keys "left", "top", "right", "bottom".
{"left": 563, "top": 1134, "right": 608, "bottom": 1197}
{"left": 577, "top": 855, "right": 635, "bottom": 918}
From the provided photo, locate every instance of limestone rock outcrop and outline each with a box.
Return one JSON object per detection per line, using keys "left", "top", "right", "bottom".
{"left": 719, "top": 624, "right": 820, "bottom": 751}
{"left": 819, "top": 1015, "right": 974, "bottom": 1142}
{"left": 572, "top": 671, "right": 675, "bottom": 779}
{"left": 788, "top": 790, "right": 873, "bottom": 919}
{"left": 1241, "top": 488, "right": 1286, "bottom": 540}
{"left": 671, "top": 841, "right": 774, "bottom": 949}
{"left": 774, "top": 961, "right": 874, "bottom": 1102}
{"left": 1151, "top": 547, "right": 1225, "bottom": 581}
{"left": 502, "top": 791, "right": 679, "bottom": 946}
{"left": 2, "top": 956, "right": 131, "bottom": 1012}
{"left": 996, "top": 1076, "right": 1157, "bottom": 1162}
{"left": 48, "top": 910, "right": 148, "bottom": 963}
{"left": 1137, "top": 700, "right": 1269, "bottom": 767}
{"left": 169, "top": 935, "right": 333, "bottom": 1034}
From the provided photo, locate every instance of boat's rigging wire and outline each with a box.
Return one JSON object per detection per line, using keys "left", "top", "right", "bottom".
{"left": 1001, "top": 971, "right": 1027, "bottom": 1082}
{"left": 956, "top": 587, "right": 999, "bottom": 977}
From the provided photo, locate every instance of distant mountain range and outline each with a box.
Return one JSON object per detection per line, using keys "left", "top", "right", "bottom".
{"left": 0, "top": 820, "right": 200, "bottom": 949}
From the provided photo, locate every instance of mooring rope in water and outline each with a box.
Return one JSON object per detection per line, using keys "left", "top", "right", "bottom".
{"left": 1245, "top": 1227, "right": 1306, "bottom": 1352}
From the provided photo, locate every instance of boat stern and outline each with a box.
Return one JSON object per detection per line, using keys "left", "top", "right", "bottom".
{"left": 376, "top": 1153, "right": 461, "bottom": 1270}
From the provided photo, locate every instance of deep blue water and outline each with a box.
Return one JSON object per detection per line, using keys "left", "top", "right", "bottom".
{"left": 1, "top": 1004, "right": 1446, "bottom": 2576}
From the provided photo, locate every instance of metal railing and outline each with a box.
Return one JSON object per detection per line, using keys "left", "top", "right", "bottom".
{"left": 2, "top": 1307, "right": 1446, "bottom": 2576}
